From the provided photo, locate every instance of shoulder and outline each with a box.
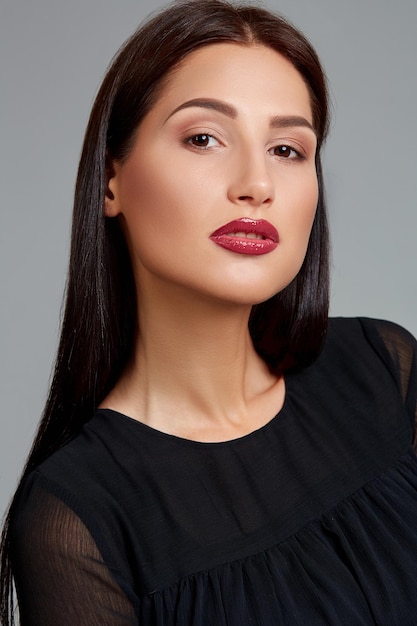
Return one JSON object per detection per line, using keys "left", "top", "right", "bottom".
{"left": 10, "top": 411, "right": 140, "bottom": 544}
{"left": 12, "top": 412, "right": 142, "bottom": 585}
{"left": 326, "top": 317, "right": 417, "bottom": 381}
{"left": 356, "top": 317, "right": 417, "bottom": 368}
{"left": 328, "top": 316, "right": 416, "bottom": 350}
{"left": 21, "top": 410, "right": 164, "bottom": 531}
{"left": 327, "top": 316, "right": 416, "bottom": 344}
{"left": 320, "top": 317, "right": 417, "bottom": 432}
{"left": 295, "top": 317, "right": 416, "bottom": 452}
{"left": 31, "top": 411, "right": 137, "bottom": 503}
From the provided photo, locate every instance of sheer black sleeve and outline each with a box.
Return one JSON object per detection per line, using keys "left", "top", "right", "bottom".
{"left": 10, "top": 477, "right": 138, "bottom": 625}
{"left": 360, "top": 318, "right": 417, "bottom": 451}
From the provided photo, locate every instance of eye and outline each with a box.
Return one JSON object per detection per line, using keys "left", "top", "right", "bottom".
{"left": 269, "top": 144, "right": 302, "bottom": 159}
{"left": 186, "top": 134, "right": 219, "bottom": 149}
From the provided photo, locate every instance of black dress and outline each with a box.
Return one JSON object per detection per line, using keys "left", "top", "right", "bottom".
{"left": 11, "top": 318, "right": 417, "bottom": 625}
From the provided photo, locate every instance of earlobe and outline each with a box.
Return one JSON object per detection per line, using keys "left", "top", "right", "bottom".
{"left": 104, "top": 153, "right": 121, "bottom": 217}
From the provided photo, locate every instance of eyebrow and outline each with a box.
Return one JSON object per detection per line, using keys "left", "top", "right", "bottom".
{"left": 165, "top": 97, "right": 316, "bottom": 135}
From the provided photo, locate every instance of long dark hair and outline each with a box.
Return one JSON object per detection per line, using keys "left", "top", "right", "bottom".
{"left": 1, "top": 1, "right": 330, "bottom": 622}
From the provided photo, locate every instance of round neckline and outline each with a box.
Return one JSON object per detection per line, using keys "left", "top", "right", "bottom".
{"left": 97, "top": 375, "right": 292, "bottom": 448}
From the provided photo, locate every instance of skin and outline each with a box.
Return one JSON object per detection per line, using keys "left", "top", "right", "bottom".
{"left": 102, "top": 43, "right": 318, "bottom": 442}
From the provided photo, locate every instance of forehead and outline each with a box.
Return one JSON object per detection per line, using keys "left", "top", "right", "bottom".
{"left": 154, "top": 43, "right": 313, "bottom": 122}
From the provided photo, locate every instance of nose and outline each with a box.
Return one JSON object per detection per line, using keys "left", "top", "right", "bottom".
{"left": 227, "top": 150, "right": 275, "bottom": 208}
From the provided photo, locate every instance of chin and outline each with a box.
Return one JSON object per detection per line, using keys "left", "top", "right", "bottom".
{"left": 224, "top": 274, "right": 298, "bottom": 306}
{"left": 208, "top": 283, "right": 286, "bottom": 308}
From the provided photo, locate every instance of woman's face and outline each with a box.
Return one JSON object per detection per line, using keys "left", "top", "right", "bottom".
{"left": 106, "top": 43, "right": 318, "bottom": 307}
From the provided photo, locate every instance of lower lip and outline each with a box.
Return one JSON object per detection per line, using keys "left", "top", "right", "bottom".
{"left": 209, "top": 235, "right": 278, "bottom": 255}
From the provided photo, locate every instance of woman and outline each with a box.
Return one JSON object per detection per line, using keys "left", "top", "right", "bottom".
{"left": 1, "top": 0, "right": 416, "bottom": 624}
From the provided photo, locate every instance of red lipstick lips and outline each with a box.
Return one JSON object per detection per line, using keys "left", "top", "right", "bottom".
{"left": 210, "top": 217, "right": 279, "bottom": 255}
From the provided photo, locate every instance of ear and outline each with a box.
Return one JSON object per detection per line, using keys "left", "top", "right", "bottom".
{"left": 104, "top": 151, "right": 121, "bottom": 217}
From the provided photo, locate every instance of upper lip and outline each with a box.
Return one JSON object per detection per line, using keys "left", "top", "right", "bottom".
{"left": 210, "top": 217, "right": 279, "bottom": 242}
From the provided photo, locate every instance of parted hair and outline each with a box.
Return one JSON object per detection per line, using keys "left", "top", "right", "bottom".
{"left": 0, "top": 1, "right": 330, "bottom": 622}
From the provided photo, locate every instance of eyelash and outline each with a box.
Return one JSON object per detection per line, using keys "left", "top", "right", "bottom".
{"left": 268, "top": 145, "right": 305, "bottom": 160}
{"left": 184, "top": 133, "right": 221, "bottom": 150}
{"left": 184, "top": 133, "right": 305, "bottom": 160}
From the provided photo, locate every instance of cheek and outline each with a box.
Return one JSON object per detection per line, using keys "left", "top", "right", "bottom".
{"left": 118, "top": 156, "right": 208, "bottom": 280}
{"left": 287, "top": 172, "right": 319, "bottom": 242}
{"left": 120, "top": 159, "right": 182, "bottom": 241}
{"left": 275, "top": 173, "right": 319, "bottom": 285}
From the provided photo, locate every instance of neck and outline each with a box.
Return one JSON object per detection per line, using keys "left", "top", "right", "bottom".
{"left": 103, "top": 281, "right": 283, "bottom": 441}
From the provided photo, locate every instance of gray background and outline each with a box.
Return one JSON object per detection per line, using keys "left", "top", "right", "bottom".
{"left": 1, "top": 0, "right": 416, "bottom": 519}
